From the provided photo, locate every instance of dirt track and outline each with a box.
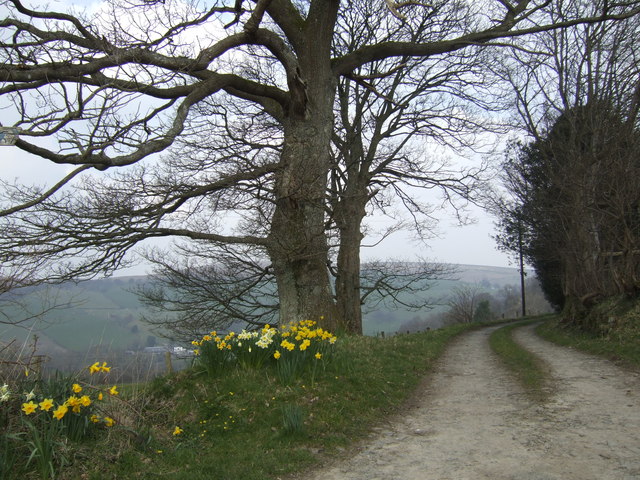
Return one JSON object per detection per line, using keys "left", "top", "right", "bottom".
{"left": 303, "top": 323, "right": 640, "bottom": 480}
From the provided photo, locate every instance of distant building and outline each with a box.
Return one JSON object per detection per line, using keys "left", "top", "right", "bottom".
{"left": 172, "top": 346, "right": 194, "bottom": 358}
{"left": 143, "top": 346, "right": 171, "bottom": 354}
{"left": 142, "top": 345, "right": 194, "bottom": 357}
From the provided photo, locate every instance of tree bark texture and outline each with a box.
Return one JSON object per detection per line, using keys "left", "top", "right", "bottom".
{"left": 267, "top": 4, "right": 340, "bottom": 330}
{"left": 334, "top": 195, "right": 367, "bottom": 334}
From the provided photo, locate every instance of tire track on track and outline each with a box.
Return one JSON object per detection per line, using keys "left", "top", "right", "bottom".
{"left": 301, "top": 324, "right": 640, "bottom": 480}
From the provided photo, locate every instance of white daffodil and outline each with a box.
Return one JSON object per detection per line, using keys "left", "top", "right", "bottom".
{"left": 0, "top": 384, "right": 10, "bottom": 402}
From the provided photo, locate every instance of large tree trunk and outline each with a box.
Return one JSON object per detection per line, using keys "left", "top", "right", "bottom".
{"left": 268, "top": 114, "right": 338, "bottom": 330}
{"left": 334, "top": 197, "right": 367, "bottom": 334}
{"left": 267, "top": 3, "right": 340, "bottom": 331}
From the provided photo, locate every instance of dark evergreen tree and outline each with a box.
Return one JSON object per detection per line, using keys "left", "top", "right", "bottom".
{"left": 497, "top": 102, "right": 640, "bottom": 323}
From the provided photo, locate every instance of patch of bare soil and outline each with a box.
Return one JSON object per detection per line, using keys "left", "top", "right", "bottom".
{"left": 302, "top": 324, "right": 640, "bottom": 480}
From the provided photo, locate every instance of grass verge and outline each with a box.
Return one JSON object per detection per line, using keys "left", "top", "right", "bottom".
{"left": 55, "top": 323, "right": 474, "bottom": 480}
{"left": 489, "top": 318, "right": 552, "bottom": 402}
{"left": 536, "top": 316, "right": 640, "bottom": 369}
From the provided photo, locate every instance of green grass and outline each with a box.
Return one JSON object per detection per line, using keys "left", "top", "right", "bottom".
{"left": 536, "top": 316, "right": 640, "bottom": 369}
{"left": 489, "top": 318, "right": 552, "bottom": 402}
{"left": 48, "top": 323, "right": 474, "bottom": 480}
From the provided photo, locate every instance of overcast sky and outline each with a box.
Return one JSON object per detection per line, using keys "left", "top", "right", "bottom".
{"left": 0, "top": 0, "right": 514, "bottom": 275}
{"left": 1, "top": 144, "right": 513, "bottom": 277}
{"left": 361, "top": 205, "right": 512, "bottom": 268}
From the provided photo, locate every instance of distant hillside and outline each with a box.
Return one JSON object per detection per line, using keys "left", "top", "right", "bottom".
{"left": 1, "top": 276, "right": 155, "bottom": 354}
{"left": 361, "top": 264, "right": 522, "bottom": 335}
{"left": 1, "top": 264, "right": 522, "bottom": 356}
{"left": 453, "top": 264, "right": 520, "bottom": 287}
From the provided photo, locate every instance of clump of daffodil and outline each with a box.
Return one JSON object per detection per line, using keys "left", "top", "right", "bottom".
{"left": 192, "top": 319, "right": 337, "bottom": 382}
{"left": 15, "top": 360, "right": 120, "bottom": 426}
{"left": 6, "top": 359, "right": 128, "bottom": 480}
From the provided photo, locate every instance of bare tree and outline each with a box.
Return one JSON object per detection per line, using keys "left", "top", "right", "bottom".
{"left": 358, "top": 259, "right": 456, "bottom": 312}
{"left": 142, "top": 3, "right": 496, "bottom": 336}
{"left": 328, "top": 2, "right": 501, "bottom": 333}
{"left": 137, "top": 244, "right": 278, "bottom": 342}
{"left": 444, "top": 283, "right": 484, "bottom": 324}
{"left": 1, "top": 0, "right": 639, "bottom": 332}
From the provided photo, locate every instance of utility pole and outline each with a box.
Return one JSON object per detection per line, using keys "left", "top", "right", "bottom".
{"left": 518, "top": 220, "right": 526, "bottom": 317}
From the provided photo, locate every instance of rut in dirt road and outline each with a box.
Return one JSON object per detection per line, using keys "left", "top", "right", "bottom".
{"left": 302, "top": 324, "right": 640, "bottom": 480}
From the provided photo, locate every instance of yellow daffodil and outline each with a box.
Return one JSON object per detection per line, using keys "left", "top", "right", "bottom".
{"left": 89, "top": 362, "right": 101, "bottom": 374}
{"left": 21, "top": 401, "right": 38, "bottom": 415}
{"left": 274, "top": 350, "right": 281, "bottom": 359}
{"left": 80, "top": 395, "right": 92, "bottom": 407}
{"left": 67, "top": 395, "right": 82, "bottom": 413}
{"left": 39, "top": 398, "right": 54, "bottom": 411}
{"left": 90, "top": 414, "right": 100, "bottom": 423}
{"left": 98, "top": 392, "right": 103, "bottom": 401}
{"left": 53, "top": 404, "right": 68, "bottom": 420}
{"left": 104, "top": 417, "right": 115, "bottom": 427}
{"left": 100, "top": 362, "right": 111, "bottom": 373}
{"left": 72, "top": 383, "right": 83, "bottom": 393}
{"left": 108, "top": 385, "right": 118, "bottom": 396}
{"left": 315, "top": 352, "right": 322, "bottom": 360}
{"left": 172, "top": 426, "right": 183, "bottom": 436}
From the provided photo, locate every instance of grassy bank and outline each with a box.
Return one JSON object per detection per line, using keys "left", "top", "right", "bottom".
{"left": 35, "top": 323, "right": 474, "bottom": 480}
{"left": 489, "top": 318, "right": 552, "bottom": 401}
{"left": 536, "top": 316, "right": 640, "bottom": 369}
